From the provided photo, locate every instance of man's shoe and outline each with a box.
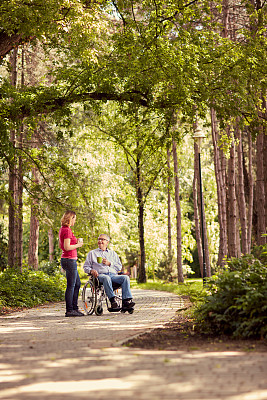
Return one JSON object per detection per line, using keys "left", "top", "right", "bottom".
{"left": 122, "top": 299, "right": 135, "bottom": 309}
{"left": 110, "top": 299, "right": 120, "bottom": 310}
{"left": 65, "top": 310, "right": 84, "bottom": 317}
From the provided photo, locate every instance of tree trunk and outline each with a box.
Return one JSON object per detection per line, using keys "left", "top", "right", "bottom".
{"left": 28, "top": 206, "right": 40, "bottom": 270}
{"left": 167, "top": 147, "right": 172, "bottom": 260}
{"left": 262, "top": 95, "right": 267, "bottom": 235}
{"left": 16, "top": 46, "right": 25, "bottom": 270}
{"left": 227, "top": 132, "right": 238, "bottom": 257}
{"left": 28, "top": 167, "right": 40, "bottom": 269}
{"left": 48, "top": 228, "right": 54, "bottom": 262}
{"left": 16, "top": 127, "right": 24, "bottom": 269}
{"left": 201, "top": 183, "right": 211, "bottom": 277}
{"left": 8, "top": 152, "right": 16, "bottom": 268}
{"left": 8, "top": 48, "right": 22, "bottom": 270}
{"left": 211, "top": 109, "right": 228, "bottom": 265}
{"left": 15, "top": 50, "right": 24, "bottom": 270}
{"left": 222, "top": 0, "right": 230, "bottom": 38}
{"left": 136, "top": 152, "right": 146, "bottom": 283}
{"left": 247, "top": 132, "right": 254, "bottom": 253}
{"left": 0, "top": 32, "right": 24, "bottom": 58}
{"left": 17, "top": 48, "right": 25, "bottom": 268}
{"left": 235, "top": 124, "right": 248, "bottom": 254}
{"left": 172, "top": 139, "right": 184, "bottom": 283}
{"left": 256, "top": 129, "right": 266, "bottom": 245}
{"left": 264, "top": 127, "right": 267, "bottom": 233}
{"left": 193, "top": 142, "right": 203, "bottom": 277}
{"left": 194, "top": 137, "right": 211, "bottom": 277}
{"left": 220, "top": 145, "right": 228, "bottom": 258}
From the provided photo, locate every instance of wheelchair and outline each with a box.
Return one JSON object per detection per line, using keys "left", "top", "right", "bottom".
{"left": 81, "top": 275, "right": 134, "bottom": 316}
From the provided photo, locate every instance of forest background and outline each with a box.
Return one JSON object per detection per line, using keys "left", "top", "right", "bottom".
{"left": 0, "top": 0, "right": 266, "bottom": 284}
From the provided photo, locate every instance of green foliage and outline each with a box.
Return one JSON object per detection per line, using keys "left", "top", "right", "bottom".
{"left": 0, "top": 267, "right": 66, "bottom": 310}
{"left": 38, "top": 260, "right": 61, "bottom": 276}
{"left": 194, "top": 248, "right": 267, "bottom": 339}
{"left": 1, "top": 0, "right": 265, "bottom": 284}
{"left": 155, "top": 252, "right": 176, "bottom": 281}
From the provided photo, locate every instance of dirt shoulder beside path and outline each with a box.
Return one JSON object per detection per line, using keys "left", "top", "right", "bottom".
{"left": 125, "top": 311, "right": 267, "bottom": 353}
{"left": 124, "top": 295, "right": 267, "bottom": 353}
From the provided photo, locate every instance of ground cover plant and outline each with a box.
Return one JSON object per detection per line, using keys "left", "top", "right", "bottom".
{"left": 134, "top": 248, "right": 267, "bottom": 340}
{"left": 193, "top": 246, "right": 267, "bottom": 339}
{"left": 127, "top": 249, "right": 267, "bottom": 350}
{"left": 0, "top": 267, "right": 66, "bottom": 313}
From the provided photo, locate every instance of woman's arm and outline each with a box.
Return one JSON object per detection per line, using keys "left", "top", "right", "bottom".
{"left": 63, "top": 238, "right": 83, "bottom": 251}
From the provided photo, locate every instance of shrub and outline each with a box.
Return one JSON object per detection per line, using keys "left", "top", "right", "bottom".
{"left": 155, "top": 252, "right": 176, "bottom": 281}
{"left": 0, "top": 267, "right": 66, "bottom": 310}
{"left": 194, "top": 247, "right": 267, "bottom": 339}
{"left": 38, "top": 260, "right": 61, "bottom": 276}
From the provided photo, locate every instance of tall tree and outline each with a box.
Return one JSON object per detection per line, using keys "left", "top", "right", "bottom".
{"left": 256, "top": 129, "right": 266, "bottom": 245}
{"left": 235, "top": 123, "right": 248, "bottom": 254}
{"left": 28, "top": 166, "right": 40, "bottom": 270}
{"left": 167, "top": 147, "right": 172, "bottom": 261}
{"left": 85, "top": 105, "right": 168, "bottom": 282}
{"left": 211, "top": 108, "right": 228, "bottom": 265}
{"left": 172, "top": 139, "right": 184, "bottom": 283}
{"left": 227, "top": 130, "right": 238, "bottom": 258}
{"left": 193, "top": 142, "right": 203, "bottom": 276}
{"left": 8, "top": 48, "right": 24, "bottom": 270}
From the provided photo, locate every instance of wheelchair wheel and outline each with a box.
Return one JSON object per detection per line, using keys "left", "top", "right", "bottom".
{"left": 95, "top": 305, "right": 103, "bottom": 316}
{"left": 82, "top": 280, "right": 96, "bottom": 315}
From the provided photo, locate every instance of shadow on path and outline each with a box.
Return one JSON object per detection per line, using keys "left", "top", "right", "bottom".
{"left": 0, "top": 289, "right": 266, "bottom": 400}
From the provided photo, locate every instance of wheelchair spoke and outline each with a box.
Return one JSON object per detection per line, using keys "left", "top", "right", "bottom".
{"left": 82, "top": 280, "right": 96, "bottom": 315}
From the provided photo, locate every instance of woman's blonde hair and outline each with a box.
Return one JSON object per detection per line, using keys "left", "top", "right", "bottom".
{"left": 61, "top": 211, "right": 76, "bottom": 227}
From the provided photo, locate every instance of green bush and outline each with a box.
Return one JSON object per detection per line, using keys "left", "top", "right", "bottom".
{"left": 0, "top": 267, "right": 66, "bottom": 310}
{"left": 194, "top": 247, "right": 267, "bottom": 339}
{"left": 38, "top": 260, "right": 61, "bottom": 276}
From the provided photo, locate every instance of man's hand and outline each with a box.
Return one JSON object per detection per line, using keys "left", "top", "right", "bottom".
{"left": 90, "top": 269, "right": 99, "bottom": 277}
{"left": 102, "top": 258, "right": 111, "bottom": 266}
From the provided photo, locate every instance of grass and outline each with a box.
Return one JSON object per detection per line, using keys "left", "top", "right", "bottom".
{"left": 130, "top": 278, "right": 205, "bottom": 303}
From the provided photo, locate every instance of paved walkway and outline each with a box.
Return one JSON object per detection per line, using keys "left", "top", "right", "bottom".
{"left": 0, "top": 289, "right": 266, "bottom": 400}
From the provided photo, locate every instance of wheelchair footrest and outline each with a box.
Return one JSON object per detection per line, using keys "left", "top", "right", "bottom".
{"left": 108, "top": 307, "right": 121, "bottom": 313}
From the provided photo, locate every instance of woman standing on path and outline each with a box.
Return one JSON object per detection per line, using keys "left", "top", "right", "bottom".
{"left": 59, "top": 211, "right": 84, "bottom": 317}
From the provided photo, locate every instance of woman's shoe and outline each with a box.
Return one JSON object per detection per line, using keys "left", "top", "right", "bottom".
{"left": 65, "top": 310, "right": 84, "bottom": 317}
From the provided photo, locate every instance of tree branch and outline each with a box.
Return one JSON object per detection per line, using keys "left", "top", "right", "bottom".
{"left": 14, "top": 90, "right": 149, "bottom": 120}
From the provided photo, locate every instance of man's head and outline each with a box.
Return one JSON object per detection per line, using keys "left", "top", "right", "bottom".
{"left": 97, "top": 234, "right": 110, "bottom": 250}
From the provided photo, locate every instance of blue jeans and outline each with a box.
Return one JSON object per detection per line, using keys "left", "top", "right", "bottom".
{"left": 61, "top": 258, "right": 81, "bottom": 312}
{"left": 98, "top": 273, "right": 132, "bottom": 300}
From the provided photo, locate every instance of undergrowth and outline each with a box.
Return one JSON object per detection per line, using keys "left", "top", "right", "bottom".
{"left": 0, "top": 266, "right": 66, "bottom": 311}
{"left": 194, "top": 245, "right": 267, "bottom": 339}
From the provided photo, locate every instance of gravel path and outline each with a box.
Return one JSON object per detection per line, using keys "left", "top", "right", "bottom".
{"left": 0, "top": 288, "right": 266, "bottom": 400}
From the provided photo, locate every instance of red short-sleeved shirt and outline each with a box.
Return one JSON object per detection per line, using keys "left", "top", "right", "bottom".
{"left": 59, "top": 225, "right": 78, "bottom": 259}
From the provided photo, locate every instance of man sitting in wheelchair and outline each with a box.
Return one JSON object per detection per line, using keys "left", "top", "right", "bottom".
{"left": 83, "top": 234, "right": 135, "bottom": 311}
